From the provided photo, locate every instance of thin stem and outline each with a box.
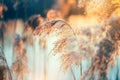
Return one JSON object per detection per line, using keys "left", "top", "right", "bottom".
{"left": 0, "top": 47, "right": 12, "bottom": 80}
{"left": 80, "top": 63, "right": 82, "bottom": 76}
{"left": 70, "top": 67, "right": 76, "bottom": 80}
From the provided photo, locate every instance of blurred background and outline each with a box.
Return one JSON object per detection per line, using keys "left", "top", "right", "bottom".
{"left": 1, "top": 0, "right": 85, "bottom": 20}
{"left": 0, "top": 0, "right": 120, "bottom": 80}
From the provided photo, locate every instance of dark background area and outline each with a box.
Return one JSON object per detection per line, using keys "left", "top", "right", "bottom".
{"left": 1, "top": 0, "right": 84, "bottom": 20}
{"left": 2, "top": 0, "right": 55, "bottom": 20}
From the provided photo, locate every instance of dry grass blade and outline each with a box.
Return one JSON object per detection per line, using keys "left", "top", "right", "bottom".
{"left": 61, "top": 51, "right": 81, "bottom": 72}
